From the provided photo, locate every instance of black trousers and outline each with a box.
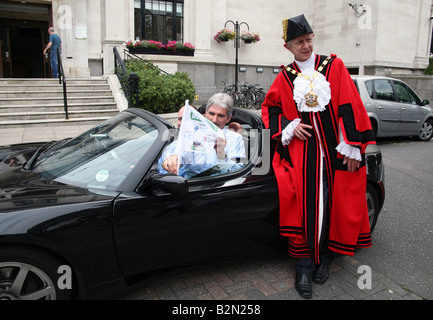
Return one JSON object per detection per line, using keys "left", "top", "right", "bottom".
{"left": 295, "top": 250, "right": 336, "bottom": 274}
{"left": 295, "top": 163, "right": 335, "bottom": 274}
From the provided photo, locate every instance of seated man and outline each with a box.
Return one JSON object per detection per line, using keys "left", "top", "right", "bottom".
{"left": 158, "top": 93, "right": 246, "bottom": 179}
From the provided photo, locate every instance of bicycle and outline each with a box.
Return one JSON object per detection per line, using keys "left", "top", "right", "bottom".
{"left": 242, "top": 82, "right": 266, "bottom": 109}
{"left": 222, "top": 81, "right": 245, "bottom": 108}
{"left": 221, "top": 81, "right": 266, "bottom": 109}
{"left": 222, "top": 81, "right": 235, "bottom": 95}
{"left": 252, "top": 85, "right": 266, "bottom": 109}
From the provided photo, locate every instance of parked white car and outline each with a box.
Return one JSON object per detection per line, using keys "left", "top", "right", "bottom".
{"left": 352, "top": 75, "right": 433, "bottom": 141}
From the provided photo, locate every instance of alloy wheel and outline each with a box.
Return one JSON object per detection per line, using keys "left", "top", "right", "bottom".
{"left": 418, "top": 120, "right": 433, "bottom": 141}
{"left": 0, "top": 262, "right": 56, "bottom": 300}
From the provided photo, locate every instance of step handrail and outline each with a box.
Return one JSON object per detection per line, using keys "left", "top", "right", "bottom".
{"left": 113, "top": 47, "right": 139, "bottom": 108}
{"left": 57, "top": 47, "right": 68, "bottom": 119}
{"left": 122, "top": 49, "right": 170, "bottom": 75}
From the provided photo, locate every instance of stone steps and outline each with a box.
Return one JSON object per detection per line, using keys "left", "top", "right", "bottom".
{"left": 0, "top": 84, "right": 110, "bottom": 91}
{"left": 0, "top": 117, "right": 112, "bottom": 128}
{"left": 0, "top": 90, "right": 113, "bottom": 98}
{"left": 0, "top": 109, "right": 119, "bottom": 121}
{"left": 0, "top": 78, "right": 120, "bottom": 128}
{"left": 0, "top": 95, "right": 116, "bottom": 105}
{"left": 0, "top": 102, "right": 117, "bottom": 113}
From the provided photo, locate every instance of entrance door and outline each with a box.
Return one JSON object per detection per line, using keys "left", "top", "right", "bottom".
{"left": 0, "top": 35, "right": 4, "bottom": 77}
{"left": 41, "top": 28, "right": 51, "bottom": 78}
{"left": 0, "top": 27, "right": 12, "bottom": 78}
{"left": 0, "top": 24, "right": 50, "bottom": 78}
{"left": 0, "top": 2, "right": 50, "bottom": 78}
{"left": 10, "top": 26, "right": 45, "bottom": 78}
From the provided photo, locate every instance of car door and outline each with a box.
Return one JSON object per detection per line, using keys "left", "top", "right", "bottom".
{"left": 392, "top": 80, "right": 423, "bottom": 134}
{"left": 112, "top": 111, "right": 280, "bottom": 277}
{"left": 113, "top": 173, "right": 278, "bottom": 277}
{"left": 372, "top": 79, "right": 402, "bottom": 133}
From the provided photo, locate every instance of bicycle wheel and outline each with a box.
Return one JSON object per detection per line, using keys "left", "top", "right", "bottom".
{"left": 223, "top": 86, "right": 233, "bottom": 94}
{"left": 245, "top": 91, "right": 255, "bottom": 109}
{"left": 254, "top": 91, "right": 266, "bottom": 109}
{"left": 237, "top": 92, "right": 246, "bottom": 108}
{"left": 230, "top": 91, "right": 240, "bottom": 107}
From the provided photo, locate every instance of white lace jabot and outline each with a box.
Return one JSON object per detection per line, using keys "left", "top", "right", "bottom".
{"left": 293, "top": 71, "right": 330, "bottom": 113}
{"left": 292, "top": 54, "right": 331, "bottom": 113}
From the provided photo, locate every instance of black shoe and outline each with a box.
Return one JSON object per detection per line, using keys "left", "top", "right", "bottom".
{"left": 312, "top": 264, "right": 329, "bottom": 284}
{"left": 295, "top": 272, "right": 312, "bottom": 298}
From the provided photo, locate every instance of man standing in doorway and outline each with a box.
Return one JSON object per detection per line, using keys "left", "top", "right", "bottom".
{"left": 43, "top": 27, "right": 62, "bottom": 78}
{"left": 261, "top": 14, "right": 375, "bottom": 298}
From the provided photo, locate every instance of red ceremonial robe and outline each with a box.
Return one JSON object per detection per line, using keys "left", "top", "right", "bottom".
{"left": 262, "top": 54, "right": 376, "bottom": 265}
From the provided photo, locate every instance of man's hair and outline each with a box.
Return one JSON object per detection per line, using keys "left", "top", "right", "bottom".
{"left": 180, "top": 104, "right": 196, "bottom": 111}
{"left": 206, "top": 93, "right": 234, "bottom": 118}
{"left": 48, "top": 27, "right": 55, "bottom": 32}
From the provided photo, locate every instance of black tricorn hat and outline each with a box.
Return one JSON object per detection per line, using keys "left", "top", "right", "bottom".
{"left": 282, "top": 14, "right": 313, "bottom": 42}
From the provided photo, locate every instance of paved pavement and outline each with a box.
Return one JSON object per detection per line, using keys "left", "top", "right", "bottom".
{"left": 114, "top": 253, "right": 424, "bottom": 301}
{"left": 0, "top": 121, "right": 426, "bottom": 301}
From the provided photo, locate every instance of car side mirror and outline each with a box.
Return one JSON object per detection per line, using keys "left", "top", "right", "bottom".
{"left": 422, "top": 100, "right": 430, "bottom": 106}
{"left": 149, "top": 173, "right": 188, "bottom": 196}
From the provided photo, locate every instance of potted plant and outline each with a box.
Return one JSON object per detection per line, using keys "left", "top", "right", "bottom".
{"left": 164, "top": 40, "right": 195, "bottom": 54}
{"left": 241, "top": 31, "right": 260, "bottom": 44}
{"left": 125, "top": 40, "right": 195, "bottom": 56}
{"left": 143, "top": 40, "right": 165, "bottom": 50}
{"left": 214, "top": 28, "right": 236, "bottom": 43}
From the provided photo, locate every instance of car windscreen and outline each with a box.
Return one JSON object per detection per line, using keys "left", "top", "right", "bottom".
{"left": 33, "top": 112, "right": 159, "bottom": 190}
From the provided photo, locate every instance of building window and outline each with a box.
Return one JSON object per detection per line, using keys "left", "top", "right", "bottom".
{"left": 134, "top": 0, "right": 184, "bottom": 43}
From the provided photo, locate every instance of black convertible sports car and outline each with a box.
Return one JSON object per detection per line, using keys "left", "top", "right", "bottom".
{"left": 0, "top": 107, "right": 385, "bottom": 300}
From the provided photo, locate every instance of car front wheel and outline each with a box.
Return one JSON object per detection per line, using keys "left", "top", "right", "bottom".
{"left": 417, "top": 118, "right": 433, "bottom": 141}
{"left": 0, "top": 247, "right": 72, "bottom": 300}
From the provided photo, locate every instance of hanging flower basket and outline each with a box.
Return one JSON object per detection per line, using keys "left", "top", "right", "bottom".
{"left": 125, "top": 40, "right": 195, "bottom": 56}
{"left": 241, "top": 31, "right": 260, "bottom": 44}
{"left": 214, "top": 29, "right": 236, "bottom": 43}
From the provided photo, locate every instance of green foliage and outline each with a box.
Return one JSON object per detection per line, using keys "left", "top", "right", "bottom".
{"left": 125, "top": 59, "right": 196, "bottom": 114}
{"left": 424, "top": 57, "right": 433, "bottom": 75}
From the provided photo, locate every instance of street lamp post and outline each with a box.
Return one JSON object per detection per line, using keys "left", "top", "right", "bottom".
{"left": 224, "top": 20, "right": 249, "bottom": 92}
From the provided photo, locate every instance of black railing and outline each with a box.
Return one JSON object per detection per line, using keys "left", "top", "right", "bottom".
{"left": 57, "top": 47, "right": 68, "bottom": 119}
{"left": 114, "top": 47, "right": 139, "bottom": 108}
{"left": 122, "top": 48, "right": 170, "bottom": 75}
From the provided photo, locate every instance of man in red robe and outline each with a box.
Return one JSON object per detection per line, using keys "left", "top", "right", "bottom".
{"left": 261, "top": 14, "right": 375, "bottom": 298}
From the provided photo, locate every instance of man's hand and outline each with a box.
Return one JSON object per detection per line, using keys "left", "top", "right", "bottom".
{"left": 293, "top": 123, "right": 313, "bottom": 141}
{"left": 162, "top": 155, "right": 180, "bottom": 174}
{"left": 343, "top": 156, "right": 360, "bottom": 172}
{"left": 215, "top": 137, "right": 227, "bottom": 160}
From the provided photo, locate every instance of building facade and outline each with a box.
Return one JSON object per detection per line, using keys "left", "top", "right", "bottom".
{"left": 1, "top": 0, "right": 432, "bottom": 104}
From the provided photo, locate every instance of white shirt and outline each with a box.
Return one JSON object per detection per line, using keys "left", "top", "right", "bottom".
{"left": 158, "top": 127, "right": 246, "bottom": 179}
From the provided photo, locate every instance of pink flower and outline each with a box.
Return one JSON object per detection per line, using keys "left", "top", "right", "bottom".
{"left": 125, "top": 39, "right": 195, "bottom": 51}
{"left": 183, "top": 42, "right": 195, "bottom": 50}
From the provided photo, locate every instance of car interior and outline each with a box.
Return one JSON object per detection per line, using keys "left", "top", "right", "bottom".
{"left": 149, "top": 106, "right": 265, "bottom": 183}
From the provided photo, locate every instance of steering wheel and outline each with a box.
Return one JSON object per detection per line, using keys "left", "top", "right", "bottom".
{"left": 190, "top": 164, "right": 222, "bottom": 178}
